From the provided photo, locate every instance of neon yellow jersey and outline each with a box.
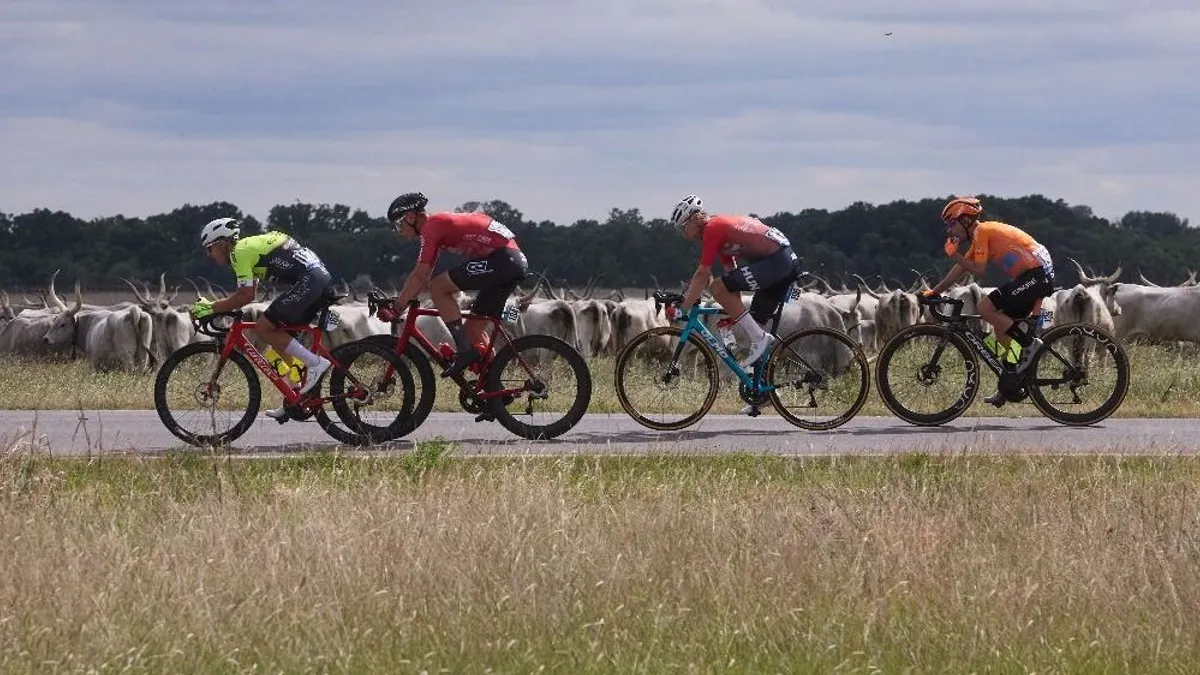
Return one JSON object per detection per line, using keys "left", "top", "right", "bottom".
{"left": 228, "top": 232, "right": 322, "bottom": 287}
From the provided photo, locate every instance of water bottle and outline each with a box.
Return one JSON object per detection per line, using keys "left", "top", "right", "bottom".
{"left": 719, "top": 325, "right": 737, "bottom": 352}
{"left": 263, "top": 346, "right": 304, "bottom": 384}
{"left": 982, "top": 330, "right": 1021, "bottom": 365}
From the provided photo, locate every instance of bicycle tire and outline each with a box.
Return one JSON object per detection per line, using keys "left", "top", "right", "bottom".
{"left": 613, "top": 325, "right": 720, "bottom": 431}
{"left": 364, "top": 335, "right": 437, "bottom": 432}
{"left": 875, "top": 323, "right": 981, "bottom": 427}
{"left": 485, "top": 334, "right": 593, "bottom": 440}
{"left": 326, "top": 339, "right": 423, "bottom": 444}
{"left": 153, "top": 341, "right": 261, "bottom": 447}
{"left": 1027, "top": 322, "right": 1130, "bottom": 426}
{"left": 766, "top": 327, "right": 871, "bottom": 430}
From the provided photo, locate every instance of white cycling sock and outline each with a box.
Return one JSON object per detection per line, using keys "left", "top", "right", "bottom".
{"left": 735, "top": 311, "right": 766, "bottom": 342}
{"left": 284, "top": 338, "right": 322, "bottom": 368}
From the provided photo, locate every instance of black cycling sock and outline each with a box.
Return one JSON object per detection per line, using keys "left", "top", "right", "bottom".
{"left": 446, "top": 320, "right": 471, "bottom": 352}
{"left": 1005, "top": 322, "right": 1033, "bottom": 348}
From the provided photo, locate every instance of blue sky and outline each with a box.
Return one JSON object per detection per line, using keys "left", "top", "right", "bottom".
{"left": 2, "top": 0, "right": 1198, "bottom": 225}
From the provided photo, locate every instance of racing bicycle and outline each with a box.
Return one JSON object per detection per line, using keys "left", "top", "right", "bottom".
{"left": 613, "top": 285, "right": 871, "bottom": 431}
{"left": 874, "top": 294, "right": 1130, "bottom": 427}
{"left": 325, "top": 289, "right": 593, "bottom": 441}
{"left": 154, "top": 294, "right": 410, "bottom": 447}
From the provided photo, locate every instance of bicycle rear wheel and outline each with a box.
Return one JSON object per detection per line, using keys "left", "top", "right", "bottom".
{"left": 1027, "top": 323, "right": 1130, "bottom": 426}
{"left": 875, "top": 324, "right": 981, "bottom": 426}
{"left": 485, "top": 334, "right": 592, "bottom": 440}
{"left": 766, "top": 327, "right": 870, "bottom": 430}
{"left": 154, "top": 342, "right": 261, "bottom": 447}
{"left": 613, "top": 326, "right": 719, "bottom": 431}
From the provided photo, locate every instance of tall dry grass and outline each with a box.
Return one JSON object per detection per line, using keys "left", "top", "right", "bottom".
{"left": 1, "top": 450, "right": 1199, "bottom": 672}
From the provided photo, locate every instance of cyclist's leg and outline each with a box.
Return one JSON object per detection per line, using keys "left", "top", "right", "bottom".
{"left": 983, "top": 267, "right": 1052, "bottom": 351}
{"left": 718, "top": 247, "right": 797, "bottom": 364}
{"left": 440, "top": 248, "right": 528, "bottom": 376}
{"left": 261, "top": 267, "right": 334, "bottom": 405}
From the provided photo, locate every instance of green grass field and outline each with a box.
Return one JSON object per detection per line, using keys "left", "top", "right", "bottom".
{"left": 4, "top": 340, "right": 1200, "bottom": 419}
{"left": 1, "top": 451, "right": 1197, "bottom": 673}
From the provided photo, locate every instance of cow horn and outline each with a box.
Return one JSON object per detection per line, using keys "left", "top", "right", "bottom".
{"left": 1137, "top": 270, "right": 1160, "bottom": 287}
{"left": 850, "top": 286, "right": 861, "bottom": 313}
{"left": 650, "top": 274, "right": 663, "bottom": 291}
{"left": 157, "top": 272, "right": 168, "bottom": 303}
{"left": 48, "top": 269, "right": 67, "bottom": 311}
{"left": 120, "top": 277, "right": 151, "bottom": 305}
{"left": 71, "top": 279, "right": 83, "bottom": 313}
{"left": 0, "top": 289, "right": 8, "bottom": 308}
{"left": 1104, "top": 264, "right": 1123, "bottom": 285}
{"left": 1186, "top": 270, "right": 1198, "bottom": 287}
{"left": 851, "top": 273, "right": 882, "bottom": 300}
{"left": 1068, "top": 258, "right": 1097, "bottom": 285}
{"left": 184, "top": 277, "right": 206, "bottom": 300}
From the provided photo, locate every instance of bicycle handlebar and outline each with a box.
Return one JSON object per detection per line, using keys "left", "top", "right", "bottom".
{"left": 193, "top": 310, "right": 244, "bottom": 338}
{"left": 918, "top": 294, "right": 965, "bottom": 323}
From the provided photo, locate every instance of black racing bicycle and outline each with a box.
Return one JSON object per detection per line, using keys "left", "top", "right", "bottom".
{"left": 874, "top": 294, "right": 1129, "bottom": 427}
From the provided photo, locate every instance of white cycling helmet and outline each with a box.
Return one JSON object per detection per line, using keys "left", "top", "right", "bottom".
{"left": 200, "top": 217, "right": 240, "bottom": 248}
{"left": 671, "top": 194, "right": 704, "bottom": 230}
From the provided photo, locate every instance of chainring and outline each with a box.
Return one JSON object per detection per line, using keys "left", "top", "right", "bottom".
{"left": 738, "top": 381, "right": 772, "bottom": 406}
{"left": 997, "top": 371, "right": 1029, "bottom": 403}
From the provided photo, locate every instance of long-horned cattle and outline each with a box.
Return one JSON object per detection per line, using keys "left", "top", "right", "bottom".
{"left": 41, "top": 279, "right": 153, "bottom": 371}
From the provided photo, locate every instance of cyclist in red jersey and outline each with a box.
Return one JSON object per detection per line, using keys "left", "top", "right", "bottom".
{"left": 387, "top": 192, "right": 529, "bottom": 377}
{"left": 670, "top": 194, "right": 800, "bottom": 370}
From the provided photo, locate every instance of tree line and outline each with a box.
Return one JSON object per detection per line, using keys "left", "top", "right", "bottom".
{"left": 0, "top": 195, "right": 1191, "bottom": 293}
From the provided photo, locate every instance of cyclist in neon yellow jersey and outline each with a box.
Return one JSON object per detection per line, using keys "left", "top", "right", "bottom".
{"left": 192, "top": 218, "right": 334, "bottom": 420}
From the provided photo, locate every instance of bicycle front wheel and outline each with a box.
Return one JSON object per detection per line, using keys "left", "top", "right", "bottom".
{"left": 766, "top": 327, "right": 870, "bottom": 430}
{"left": 153, "top": 342, "right": 261, "bottom": 447}
{"left": 875, "top": 324, "right": 981, "bottom": 426}
{"left": 326, "top": 339, "right": 424, "bottom": 444}
{"left": 1027, "top": 323, "right": 1130, "bottom": 426}
{"left": 613, "top": 326, "right": 719, "bottom": 431}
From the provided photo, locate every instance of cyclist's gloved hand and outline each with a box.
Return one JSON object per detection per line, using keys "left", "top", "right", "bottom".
{"left": 921, "top": 289, "right": 938, "bottom": 298}
{"left": 664, "top": 304, "right": 681, "bottom": 322}
{"left": 191, "top": 299, "right": 215, "bottom": 319}
{"left": 943, "top": 236, "right": 961, "bottom": 258}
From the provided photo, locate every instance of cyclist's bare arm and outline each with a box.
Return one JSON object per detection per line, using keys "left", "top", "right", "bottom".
{"left": 681, "top": 263, "right": 713, "bottom": 309}
{"left": 394, "top": 262, "right": 433, "bottom": 308}
{"left": 928, "top": 262, "right": 972, "bottom": 296}
{"left": 210, "top": 283, "right": 256, "bottom": 314}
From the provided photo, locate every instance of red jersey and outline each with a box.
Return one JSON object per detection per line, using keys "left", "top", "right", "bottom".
{"left": 416, "top": 212, "right": 520, "bottom": 265}
{"left": 699, "top": 215, "right": 790, "bottom": 267}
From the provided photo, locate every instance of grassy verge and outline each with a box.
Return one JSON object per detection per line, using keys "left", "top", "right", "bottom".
{"left": 1, "top": 450, "right": 1198, "bottom": 672}
{"left": 3, "top": 340, "right": 1200, "bottom": 417}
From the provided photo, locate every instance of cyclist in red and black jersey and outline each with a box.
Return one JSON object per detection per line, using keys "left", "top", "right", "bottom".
{"left": 671, "top": 194, "right": 800, "bottom": 369}
{"left": 387, "top": 192, "right": 529, "bottom": 378}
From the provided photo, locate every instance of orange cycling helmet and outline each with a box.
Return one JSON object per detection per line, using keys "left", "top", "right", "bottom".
{"left": 941, "top": 196, "right": 983, "bottom": 222}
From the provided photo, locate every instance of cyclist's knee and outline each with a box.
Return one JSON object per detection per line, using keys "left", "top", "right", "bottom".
{"left": 256, "top": 313, "right": 282, "bottom": 334}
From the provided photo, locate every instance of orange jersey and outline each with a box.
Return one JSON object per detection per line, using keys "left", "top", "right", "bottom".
{"left": 964, "top": 221, "right": 1053, "bottom": 279}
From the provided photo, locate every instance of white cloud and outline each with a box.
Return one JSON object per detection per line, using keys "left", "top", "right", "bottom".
{"left": 1, "top": 0, "right": 1198, "bottom": 226}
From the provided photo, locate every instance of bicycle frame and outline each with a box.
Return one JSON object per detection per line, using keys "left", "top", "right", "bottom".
{"left": 384, "top": 301, "right": 538, "bottom": 403}
{"left": 205, "top": 315, "right": 352, "bottom": 411}
{"left": 923, "top": 297, "right": 1049, "bottom": 379}
{"left": 676, "top": 306, "right": 771, "bottom": 393}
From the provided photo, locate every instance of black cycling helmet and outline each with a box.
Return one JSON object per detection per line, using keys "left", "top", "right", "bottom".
{"left": 387, "top": 192, "right": 429, "bottom": 222}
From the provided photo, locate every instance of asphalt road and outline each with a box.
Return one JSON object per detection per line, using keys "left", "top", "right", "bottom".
{"left": 1, "top": 410, "right": 1196, "bottom": 456}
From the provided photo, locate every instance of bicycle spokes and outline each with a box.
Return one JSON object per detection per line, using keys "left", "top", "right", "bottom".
{"left": 767, "top": 328, "right": 870, "bottom": 431}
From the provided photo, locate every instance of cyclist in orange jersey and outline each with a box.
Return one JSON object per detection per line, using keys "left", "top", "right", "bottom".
{"left": 924, "top": 196, "right": 1056, "bottom": 405}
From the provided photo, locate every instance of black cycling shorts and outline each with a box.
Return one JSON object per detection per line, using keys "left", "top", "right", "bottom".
{"left": 446, "top": 247, "right": 529, "bottom": 318}
{"left": 988, "top": 266, "right": 1055, "bottom": 320}
{"left": 264, "top": 265, "right": 334, "bottom": 327}
{"left": 720, "top": 246, "right": 800, "bottom": 324}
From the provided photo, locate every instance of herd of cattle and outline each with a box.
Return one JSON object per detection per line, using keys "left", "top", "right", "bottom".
{"left": 0, "top": 260, "right": 1197, "bottom": 374}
